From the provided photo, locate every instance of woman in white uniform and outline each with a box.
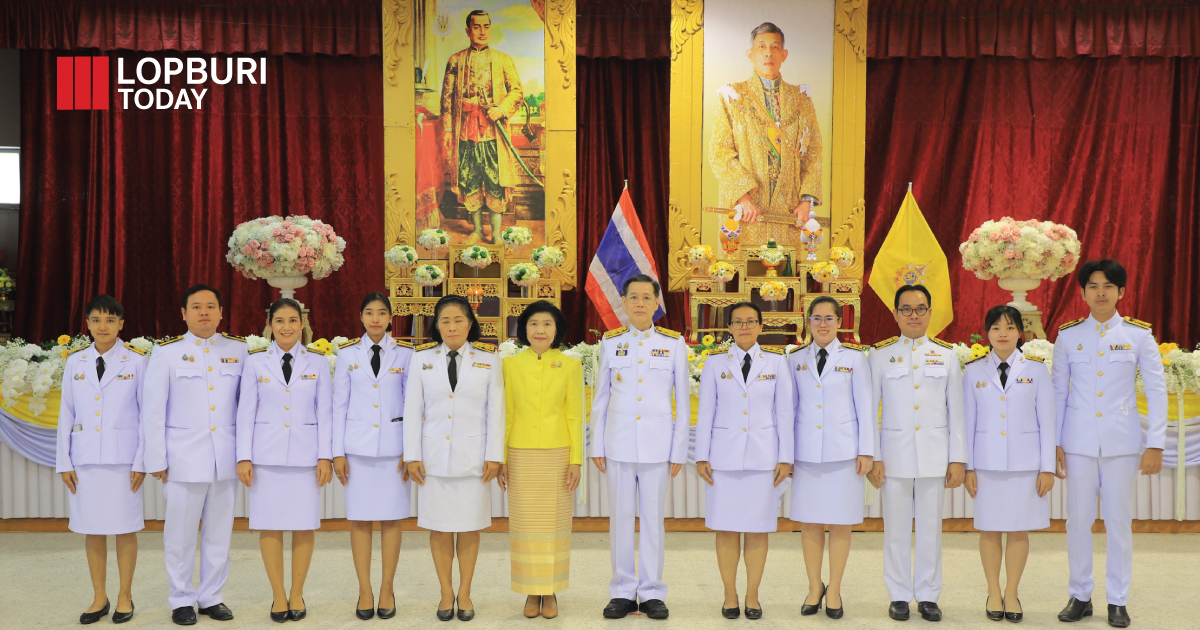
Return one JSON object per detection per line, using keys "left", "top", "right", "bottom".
{"left": 56, "top": 295, "right": 147, "bottom": 624}
{"left": 331, "top": 292, "right": 414, "bottom": 620}
{"left": 695, "top": 301, "right": 794, "bottom": 620}
{"left": 963, "top": 305, "right": 1056, "bottom": 623}
{"left": 786, "top": 296, "right": 874, "bottom": 619}
{"left": 236, "top": 298, "right": 334, "bottom": 622}
{"left": 404, "top": 295, "right": 504, "bottom": 621}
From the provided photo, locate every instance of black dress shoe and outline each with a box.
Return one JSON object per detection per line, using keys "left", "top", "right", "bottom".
{"left": 890, "top": 601, "right": 911, "bottom": 621}
{"left": 802, "top": 584, "right": 826, "bottom": 615}
{"left": 289, "top": 599, "right": 306, "bottom": 621}
{"left": 79, "top": 600, "right": 110, "bottom": 624}
{"left": 639, "top": 599, "right": 669, "bottom": 620}
{"left": 437, "top": 597, "right": 455, "bottom": 622}
{"left": 826, "top": 593, "right": 844, "bottom": 620}
{"left": 1107, "top": 604, "right": 1131, "bottom": 628}
{"left": 918, "top": 601, "right": 942, "bottom": 622}
{"left": 1005, "top": 597, "right": 1022, "bottom": 623}
{"left": 986, "top": 596, "right": 1003, "bottom": 622}
{"left": 457, "top": 607, "right": 475, "bottom": 621}
{"left": 172, "top": 606, "right": 197, "bottom": 626}
{"left": 603, "top": 598, "right": 638, "bottom": 619}
{"left": 269, "top": 603, "right": 289, "bottom": 624}
{"left": 112, "top": 602, "right": 134, "bottom": 624}
{"left": 722, "top": 601, "right": 740, "bottom": 619}
{"left": 357, "top": 594, "right": 375, "bottom": 620}
{"left": 199, "top": 603, "right": 234, "bottom": 621}
{"left": 377, "top": 605, "right": 396, "bottom": 620}
{"left": 744, "top": 605, "right": 763, "bottom": 620}
{"left": 1058, "top": 598, "right": 1093, "bottom": 622}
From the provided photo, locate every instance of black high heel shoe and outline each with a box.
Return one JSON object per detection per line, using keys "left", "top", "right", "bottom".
{"left": 801, "top": 584, "right": 825, "bottom": 616}
{"left": 113, "top": 602, "right": 135, "bottom": 624}
{"left": 437, "top": 597, "right": 455, "bottom": 621}
{"left": 1005, "top": 597, "right": 1023, "bottom": 623}
{"left": 269, "top": 601, "right": 289, "bottom": 624}
{"left": 377, "top": 592, "right": 396, "bottom": 620}
{"left": 356, "top": 594, "right": 374, "bottom": 620}
{"left": 744, "top": 604, "right": 763, "bottom": 620}
{"left": 79, "top": 600, "right": 109, "bottom": 625}
{"left": 722, "top": 598, "right": 740, "bottom": 619}
{"left": 986, "top": 595, "right": 1004, "bottom": 621}
{"left": 826, "top": 592, "right": 844, "bottom": 620}
{"left": 289, "top": 599, "right": 307, "bottom": 622}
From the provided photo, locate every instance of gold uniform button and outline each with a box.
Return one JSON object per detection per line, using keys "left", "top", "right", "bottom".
{"left": 285, "top": 388, "right": 290, "bottom": 392}
{"left": 914, "top": 385, "right": 920, "bottom": 390}
{"left": 449, "top": 394, "right": 454, "bottom": 398}
{"left": 285, "top": 423, "right": 290, "bottom": 427}
{"left": 95, "top": 411, "right": 100, "bottom": 416}
{"left": 1099, "top": 351, "right": 1105, "bottom": 357}
{"left": 638, "top": 378, "right": 643, "bottom": 383}
{"left": 204, "top": 348, "right": 209, "bottom": 353}
{"left": 209, "top": 385, "right": 214, "bottom": 391}
{"left": 373, "top": 384, "right": 378, "bottom": 388}
{"left": 1001, "top": 431, "right": 1007, "bottom": 436}
{"left": 210, "top": 405, "right": 215, "bottom": 411}
{"left": 207, "top": 366, "right": 213, "bottom": 372}
{"left": 817, "top": 404, "right": 822, "bottom": 409}
{"left": 743, "top": 428, "right": 747, "bottom": 432}
{"left": 374, "top": 404, "right": 379, "bottom": 408}
{"left": 1097, "top": 412, "right": 1103, "bottom": 417}
{"left": 447, "top": 415, "right": 451, "bottom": 419}
{"left": 95, "top": 427, "right": 100, "bottom": 432}
{"left": 638, "top": 359, "right": 643, "bottom": 364}
{"left": 94, "top": 396, "right": 100, "bottom": 401}
{"left": 374, "top": 423, "right": 379, "bottom": 428}
{"left": 743, "top": 393, "right": 747, "bottom": 398}
{"left": 915, "top": 425, "right": 921, "bottom": 431}
{"left": 817, "top": 384, "right": 822, "bottom": 389}
{"left": 446, "top": 436, "right": 451, "bottom": 440}
{"left": 743, "top": 411, "right": 748, "bottom": 415}
{"left": 636, "top": 415, "right": 641, "bottom": 420}
{"left": 196, "top": 341, "right": 202, "bottom": 346}
{"left": 637, "top": 397, "right": 642, "bottom": 401}
{"left": 211, "top": 426, "right": 215, "bottom": 431}
{"left": 912, "top": 365, "right": 918, "bottom": 370}
{"left": 1001, "top": 414, "right": 1006, "bottom": 418}
{"left": 914, "top": 405, "right": 920, "bottom": 410}
{"left": 817, "top": 424, "right": 822, "bottom": 429}
{"left": 1000, "top": 396, "right": 1006, "bottom": 401}
{"left": 284, "top": 406, "right": 289, "bottom": 410}
{"left": 638, "top": 342, "right": 643, "bottom": 346}
{"left": 1097, "top": 392, "right": 1103, "bottom": 397}
{"left": 1098, "top": 371, "right": 1104, "bottom": 377}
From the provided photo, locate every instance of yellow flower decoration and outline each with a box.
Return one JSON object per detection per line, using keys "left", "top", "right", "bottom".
{"left": 702, "top": 334, "right": 715, "bottom": 346}
{"left": 970, "top": 343, "right": 989, "bottom": 359}
{"left": 1163, "top": 357, "right": 1172, "bottom": 366}
{"left": 308, "top": 338, "right": 333, "bottom": 354}
{"left": 697, "top": 361, "right": 706, "bottom": 371}
{"left": 1159, "top": 342, "right": 1179, "bottom": 355}
{"left": 700, "top": 349, "right": 710, "bottom": 358}
{"left": 60, "top": 349, "right": 69, "bottom": 359}
{"left": 57, "top": 335, "right": 71, "bottom": 346}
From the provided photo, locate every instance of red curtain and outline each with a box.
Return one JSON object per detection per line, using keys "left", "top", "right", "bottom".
{"left": 564, "top": 56, "right": 686, "bottom": 343}
{"left": 577, "top": 0, "right": 670, "bottom": 60}
{"left": 861, "top": 55, "right": 1200, "bottom": 348}
{"left": 1, "top": 0, "right": 381, "bottom": 55}
{"left": 16, "top": 50, "right": 385, "bottom": 340}
{"left": 868, "top": 0, "right": 1200, "bottom": 59}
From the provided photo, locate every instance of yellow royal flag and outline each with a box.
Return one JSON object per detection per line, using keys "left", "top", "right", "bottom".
{"left": 868, "top": 188, "right": 954, "bottom": 337}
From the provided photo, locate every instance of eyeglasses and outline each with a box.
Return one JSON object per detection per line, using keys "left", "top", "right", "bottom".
{"left": 729, "top": 320, "right": 760, "bottom": 329}
{"left": 898, "top": 306, "right": 930, "bottom": 317}
{"left": 808, "top": 316, "right": 838, "bottom": 326}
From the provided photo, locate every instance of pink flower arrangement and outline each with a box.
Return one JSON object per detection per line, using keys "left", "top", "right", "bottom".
{"left": 959, "top": 217, "right": 1081, "bottom": 281}
{"left": 227, "top": 215, "right": 346, "bottom": 280}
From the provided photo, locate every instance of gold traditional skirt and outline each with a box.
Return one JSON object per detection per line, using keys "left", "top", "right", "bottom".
{"left": 507, "top": 446, "right": 572, "bottom": 595}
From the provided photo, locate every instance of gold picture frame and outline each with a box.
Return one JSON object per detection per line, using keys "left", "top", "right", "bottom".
{"left": 382, "top": 0, "right": 579, "bottom": 292}
{"left": 666, "top": 0, "right": 867, "bottom": 291}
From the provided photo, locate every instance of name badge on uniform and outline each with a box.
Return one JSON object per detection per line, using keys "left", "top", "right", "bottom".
{"left": 391, "top": 417, "right": 403, "bottom": 423}
{"left": 651, "top": 349, "right": 670, "bottom": 358}
{"left": 758, "top": 374, "right": 776, "bottom": 380}
{"left": 1109, "top": 344, "right": 1131, "bottom": 351}
{"left": 116, "top": 373, "right": 134, "bottom": 380}
{"left": 72, "top": 424, "right": 83, "bottom": 433}
{"left": 1016, "top": 378, "right": 1034, "bottom": 384}
{"left": 1077, "top": 344, "right": 1083, "bottom": 350}
{"left": 925, "top": 350, "right": 939, "bottom": 357}
{"left": 472, "top": 362, "right": 490, "bottom": 369}
{"left": 221, "top": 358, "right": 239, "bottom": 364}
{"left": 834, "top": 366, "right": 852, "bottom": 373}
{"left": 301, "top": 374, "right": 318, "bottom": 380}
{"left": 389, "top": 367, "right": 404, "bottom": 373}
{"left": 975, "top": 381, "right": 986, "bottom": 388}
{"left": 615, "top": 348, "right": 628, "bottom": 357}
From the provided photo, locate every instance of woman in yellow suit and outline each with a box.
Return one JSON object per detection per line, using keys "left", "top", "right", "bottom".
{"left": 499, "top": 300, "right": 583, "bottom": 620}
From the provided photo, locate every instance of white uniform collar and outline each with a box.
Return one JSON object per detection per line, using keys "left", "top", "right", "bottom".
{"left": 183, "top": 331, "right": 218, "bottom": 346}
{"left": 988, "top": 346, "right": 1023, "bottom": 368}
{"left": 92, "top": 339, "right": 125, "bottom": 360}
{"left": 440, "top": 342, "right": 470, "bottom": 356}
{"left": 1086, "top": 310, "right": 1121, "bottom": 332}
{"left": 362, "top": 334, "right": 397, "bottom": 350}
{"left": 812, "top": 337, "right": 842, "bottom": 355}
{"left": 272, "top": 340, "right": 301, "bottom": 361}
{"left": 731, "top": 342, "right": 760, "bottom": 363}
{"left": 629, "top": 323, "right": 654, "bottom": 339}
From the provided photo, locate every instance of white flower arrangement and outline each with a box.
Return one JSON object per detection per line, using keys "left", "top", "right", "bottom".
{"left": 829, "top": 246, "right": 856, "bottom": 268}
{"left": 417, "top": 228, "right": 451, "bottom": 251}
{"left": 810, "top": 261, "right": 840, "bottom": 283}
{"left": 385, "top": 245, "right": 418, "bottom": 268}
{"left": 226, "top": 215, "right": 347, "bottom": 280}
{"left": 959, "top": 217, "right": 1081, "bottom": 281}
{"left": 687, "top": 245, "right": 715, "bottom": 268}
{"left": 508, "top": 262, "right": 541, "bottom": 287}
{"left": 531, "top": 245, "right": 564, "bottom": 269}
{"left": 1021, "top": 339, "right": 1055, "bottom": 372}
{"left": 708, "top": 261, "right": 735, "bottom": 283}
{"left": 497, "top": 339, "right": 523, "bottom": 359}
{"left": 414, "top": 264, "right": 446, "bottom": 287}
{"left": 758, "top": 242, "right": 786, "bottom": 265}
{"left": 759, "top": 280, "right": 789, "bottom": 302}
{"left": 686, "top": 337, "right": 733, "bottom": 397}
{"left": 460, "top": 245, "right": 493, "bottom": 269}
{"left": 501, "top": 226, "right": 533, "bottom": 247}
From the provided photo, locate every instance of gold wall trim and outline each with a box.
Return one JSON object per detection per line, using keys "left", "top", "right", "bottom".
{"left": 835, "top": 0, "right": 868, "bottom": 62}
{"left": 545, "top": 0, "right": 577, "bottom": 89}
{"left": 670, "top": 0, "right": 704, "bottom": 61}
{"left": 544, "top": 0, "right": 578, "bottom": 289}
{"left": 667, "top": 0, "right": 704, "bottom": 291}
{"left": 382, "top": 0, "right": 413, "bottom": 87}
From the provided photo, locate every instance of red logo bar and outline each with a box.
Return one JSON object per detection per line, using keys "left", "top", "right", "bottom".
{"left": 57, "top": 56, "right": 109, "bottom": 111}
{"left": 92, "top": 57, "right": 109, "bottom": 110}
{"left": 56, "top": 57, "right": 74, "bottom": 110}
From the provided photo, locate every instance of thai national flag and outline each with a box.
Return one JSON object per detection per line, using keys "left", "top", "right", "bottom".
{"left": 584, "top": 188, "right": 667, "bottom": 329}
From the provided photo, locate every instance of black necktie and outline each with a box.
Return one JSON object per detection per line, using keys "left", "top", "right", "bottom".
{"left": 998, "top": 361, "right": 1009, "bottom": 389}
{"left": 282, "top": 353, "right": 293, "bottom": 384}
{"left": 741, "top": 353, "right": 751, "bottom": 382}
{"left": 371, "top": 344, "right": 381, "bottom": 377}
{"left": 448, "top": 350, "right": 459, "bottom": 391}
{"left": 817, "top": 348, "right": 828, "bottom": 376}
{"left": 96, "top": 357, "right": 105, "bottom": 381}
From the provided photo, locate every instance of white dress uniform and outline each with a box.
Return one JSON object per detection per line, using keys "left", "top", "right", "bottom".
{"left": 55, "top": 340, "right": 148, "bottom": 535}
{"left": 870, "top": 334, "right": 966, "bottom": 604}
{"left": 236, "top": 341, "right": 333, "bottom": 531}
{"left": 332, "top": 336, "right": 414, "bottom": 521}
{"left": 786, "top": 338, "right": 874, "bottom": 525}
{"left": 142, "top": 331, "right": 247, "bottom": 611}
{"left": 695, "top": 343, "right": 795, "bottom": 533}
{"left": 403, "top": 340, "right": 504, "bottom": 532}
{"left": 963, "top": 348, "right": 1055, "bottom": 531}
{"left": 590, "top": 325, "right": 690, "bottom": 603}
{"left": 1052, "top": 313, "right": 1167, "bottom": 607}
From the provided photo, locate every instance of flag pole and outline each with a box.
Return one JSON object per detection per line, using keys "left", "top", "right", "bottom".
{"left": 624, "top": 178, "right": 628, "bottom": 190}
{"left": 908, "top": 182, "right": 913, "bottom": 193}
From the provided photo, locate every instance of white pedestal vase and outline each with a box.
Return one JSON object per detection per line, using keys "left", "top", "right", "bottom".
{"left": 998, "top": 277, "right": 1042, "bottom": 312}
{"left": 267, "top": 275, "right": 310, "bottom": 300}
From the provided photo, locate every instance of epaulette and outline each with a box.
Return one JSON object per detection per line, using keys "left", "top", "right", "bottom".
{"left": 66, "top": 346, "right": 88, "bottom": 357}
{"left": 339, "top": 337, "right": 359, "bottom": 349}
{"left": 248, "top": 347, "right": 267, "bottom": 354}
{"left": 965, "top": 353, "right": 989, "bottom": 365}
{"left": 473, "top": 342, "right": 497, "bottom": 353}
{"left": 842, "top": 342, "right": 869, "bottom": 352}
{"left": 604, "top": 326, "right": 629, "bottom": 340}
{"left": 123, "top": 342, "right": 147, "bottom": 356}
{"left": 306, "top": 346, "right": 329, "bottom": 356}
{"left": 707, "top": 348, "right": 728, "bottom": 356}
{"left": 415, "top": 342, "right": 438, "bottom": 352}
{"left": 157, "top": 336, "right": 183, "bottom": 346}
{"left": 1058, "top": 318, "right": 1085, "bottom": 331}
{"left": 396, "top": 339, "right": 415, "bottom": 348}
{"left": 1025, "top": 355, "right": 1046, "bottom": 363}
{"left": 930, "top": 337, "right": 953, "bottom": 349}
{"left": 787, "top": 341, "right": 811, "bottom": 354}
{"left": 655, "top": 326, "right": 681, "bottom": 339}
{"left": 1123, "top": 316, "right": 1152, "bottom": 330}
{"left": 221, "top": 332, "right": 246, "bottom": 342}
{"left": 762, "top": 346, "right": 785, "bottom": 355}
{"left": 873, "top": 336, "right": 898, "bottom": 349}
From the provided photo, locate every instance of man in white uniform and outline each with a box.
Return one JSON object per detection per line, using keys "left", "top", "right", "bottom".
{"left": 142, "top": 285, "right": 246, "bottom": 625}
{"left": 590, "top": 274, "right": 690, "bottom": 620}
{"left": 868, "top": 284, "right": 966, "bottom": 622}
{"left": 1053, "top": 260, "right": 1166, "bottom": 628}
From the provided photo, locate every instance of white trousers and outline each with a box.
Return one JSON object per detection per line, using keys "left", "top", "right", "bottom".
{"left": 1065, "top": 453, "right": 1139, "bottom": 606}
{"left": 605, "top": 460, "right": 670, "bottom": 602}
{"left": 162, "top": 478, "right": 238, "bottom": 610}
{"left": 882, "top": 476, "right": 945, "bottom": 603}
